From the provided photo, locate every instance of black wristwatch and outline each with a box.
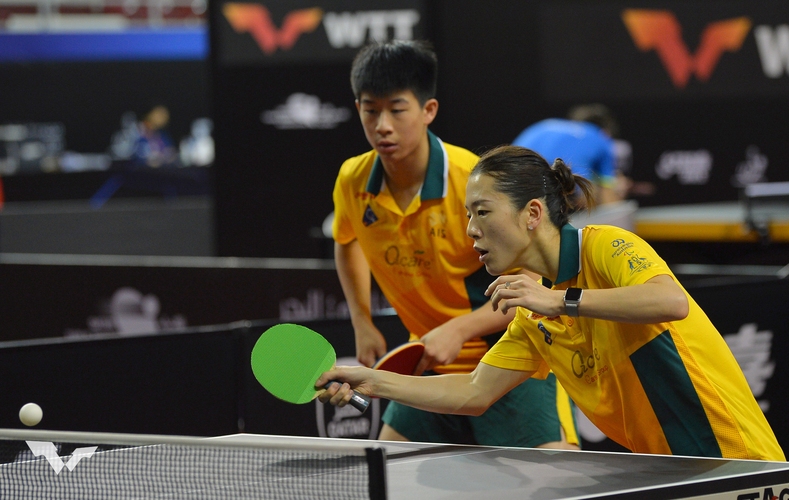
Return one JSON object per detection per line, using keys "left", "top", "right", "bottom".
{"left": 563, "top": 288, "right": 583, "bottom": 317}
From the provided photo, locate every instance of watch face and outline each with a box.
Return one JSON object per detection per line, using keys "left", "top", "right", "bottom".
{"left": 565, "top": 288, "right": 583, "bottom": 301}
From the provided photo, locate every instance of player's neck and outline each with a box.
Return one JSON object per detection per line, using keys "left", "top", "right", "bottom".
{"left": 380, "top": 135, "right": 430, "bottom": 211}
{"left": 524, "top": 227, "right": 562, "bottom": 283}
{"left": 533, "top": 228, "right": 561, "bottom": 283}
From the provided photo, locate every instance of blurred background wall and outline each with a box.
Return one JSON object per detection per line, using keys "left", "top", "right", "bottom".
{"left": 1, "top": 0, "right": 787, "bottom": 260}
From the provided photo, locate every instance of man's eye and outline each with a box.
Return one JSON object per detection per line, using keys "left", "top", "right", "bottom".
{"left": 477, "top": 210, "right": 489, "bottom": 216}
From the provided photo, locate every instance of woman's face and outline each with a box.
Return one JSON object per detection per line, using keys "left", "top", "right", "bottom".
{"left": 465, "top": 173, "right": 531, "bottom": 276}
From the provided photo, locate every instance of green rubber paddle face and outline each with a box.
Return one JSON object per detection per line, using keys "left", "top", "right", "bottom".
{"left": 250, "top": 323, "right": 336, "bottom": 404}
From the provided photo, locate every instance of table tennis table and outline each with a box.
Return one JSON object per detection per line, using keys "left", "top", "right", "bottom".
{"left": 568, "top": 182, "right": 789, "bottom": 244}
{"left": 1, "top": 429, "right": 787, "bottom": 499}
{"left": 633, "top": 202, "right": 789, "bottom": 243}
{"left": 633, "top": 188, "right": 789, "bottom": 243}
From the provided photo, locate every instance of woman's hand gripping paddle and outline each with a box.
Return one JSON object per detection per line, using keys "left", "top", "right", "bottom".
{"left": 250, "top": 323, "right": 370, "bottom": 413}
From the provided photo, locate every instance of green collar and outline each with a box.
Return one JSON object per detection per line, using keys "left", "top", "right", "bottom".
{"left": 365, "top": 130, "right": 447, "bottom": 200}
{"left": 553, "top": 224, "right": 582, "bottom": 285}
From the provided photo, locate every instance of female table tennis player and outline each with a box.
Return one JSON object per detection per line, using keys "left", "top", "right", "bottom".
{"left": 319, "top": 145, "right": 785, "bottom": 461}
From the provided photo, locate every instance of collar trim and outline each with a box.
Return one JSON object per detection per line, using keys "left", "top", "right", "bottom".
{"left": 554, "top": 223, "right": 582, "bottom": 284}
{"left": 365, "top": 130, "right": 447, "bottom": 200}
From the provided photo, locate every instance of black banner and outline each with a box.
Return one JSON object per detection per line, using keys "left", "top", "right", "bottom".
{"left": 0, "top": 258, "right": 389, "bottom": 342}
{"left": 214, "top": 0, "right": 426, "bottom": 66}
{"left": 540, "top": 1, "right": 789, "bottom": 100}
{"left": 211, "top": 62, "right": 368, "bottom": 258}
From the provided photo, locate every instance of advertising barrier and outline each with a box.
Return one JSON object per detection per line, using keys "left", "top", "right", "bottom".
{"left": 0, "top": 259, "right": 785, "bottom": 454}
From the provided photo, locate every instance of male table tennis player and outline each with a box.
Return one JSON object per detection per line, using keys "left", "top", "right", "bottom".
{"left": 330, "top": 40, "right": 578, "bottom": 449}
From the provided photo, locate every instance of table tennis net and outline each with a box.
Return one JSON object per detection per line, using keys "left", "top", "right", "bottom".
{"left": 0, "top": 429, "right": 387, "bottom": 500}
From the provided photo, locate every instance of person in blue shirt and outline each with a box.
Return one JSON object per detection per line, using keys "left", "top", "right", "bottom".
{"left": 132, "top": 105, "right": 177, "bottom": 168}
{"left": 512, "top": 104, "right": 620, "bottom": 207}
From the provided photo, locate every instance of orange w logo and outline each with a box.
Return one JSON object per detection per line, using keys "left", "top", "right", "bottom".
{"left": 223, "top": 4, "right": 323, "bottom": 54}
{"left": 622, "top": 9, "right": 751, "bottom": 88}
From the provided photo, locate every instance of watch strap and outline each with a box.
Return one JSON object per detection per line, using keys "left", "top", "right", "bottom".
{"left": 563, "top": 288, "right": 583, "bottom": 317}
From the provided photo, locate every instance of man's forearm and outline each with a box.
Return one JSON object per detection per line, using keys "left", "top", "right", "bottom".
{"left": 334, "top": 240, "right": 374, "bottom": 328}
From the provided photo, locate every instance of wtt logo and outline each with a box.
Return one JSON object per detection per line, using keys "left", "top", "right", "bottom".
{"left": 622, "top": 9, "right": 751, "bottom": 88}
{"left": 26, "top": 441, "right": 98, "bottom": 475}
{"left": 223, "top": 5, "right": 323, "bottom": 54}
{"left": 223, "top": 4, "right": 420, "bottom": 54}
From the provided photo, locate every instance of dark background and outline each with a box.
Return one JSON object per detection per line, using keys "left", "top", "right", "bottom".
{"left": 2, "top": 0, "right": 788, "bottom": 258}
{"left": 209, "top": 0, "right": 789, "bottom": 257}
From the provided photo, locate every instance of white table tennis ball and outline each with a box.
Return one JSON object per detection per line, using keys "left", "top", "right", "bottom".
{"left": 19, "top": 403, "right": 43, "bottom": 426}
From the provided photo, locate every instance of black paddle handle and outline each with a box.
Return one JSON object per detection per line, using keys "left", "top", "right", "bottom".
{"left": 325, "top": 383, "right": 370, "bottom": 413}
{"left": 349, "top": 391, "right": 371, "bottom": 413}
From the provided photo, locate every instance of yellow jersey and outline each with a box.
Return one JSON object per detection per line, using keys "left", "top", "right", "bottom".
{"left": 333, "top": 131, "right": 491, "bottom": 374}
{"left": 482, "top": 224, "right": 784, "bottom": 460}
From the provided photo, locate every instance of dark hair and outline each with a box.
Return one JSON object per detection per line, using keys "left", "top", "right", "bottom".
{"left": 567, "top": 103, "right": 619, "bottom": 138}
{"left": 350, "top": 40, "right": 437, "bottom": 105}
{"left": 471, "top": 145, "right": 596, "bottom": 227}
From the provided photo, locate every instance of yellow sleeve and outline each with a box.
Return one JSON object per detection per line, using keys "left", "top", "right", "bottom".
{"left": 585, "top": 225, "right": 676, "bottom": 288}
{"left": 331, "top": 159, "right": 357, "bottom": 246}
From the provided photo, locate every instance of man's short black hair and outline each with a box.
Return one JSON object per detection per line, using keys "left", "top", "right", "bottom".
{"left": 350, "top": 40, "right": 437, "bottom": 105}
{"left": 567, "top": 103, "right": 620, "bottom": 138}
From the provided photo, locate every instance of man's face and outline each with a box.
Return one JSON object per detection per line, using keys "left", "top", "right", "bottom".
{"left": 356, "top": 90, "right": 437, "bottom": 164}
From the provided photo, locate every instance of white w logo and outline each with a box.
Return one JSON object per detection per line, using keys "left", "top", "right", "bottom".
{"left": 754, "top": 25, "right": 789, "bottom": 78}
{"left": 26, "top": 441, "right": 98, "bottom": 475}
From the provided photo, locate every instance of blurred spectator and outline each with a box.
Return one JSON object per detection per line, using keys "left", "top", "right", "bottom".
{"left": 179, "top": 118, "right": 215, "bottom": 167}
{"left": 513, "top": 104, "right": 621, "bottom": 207}
{"left": 110, "top": 105, "right": 178, "bottom": 168}
{"left": 133, "top": 105, "right": 177, "bottom": 168}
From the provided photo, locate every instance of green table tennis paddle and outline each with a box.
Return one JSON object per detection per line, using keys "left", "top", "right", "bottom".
{"left": 250, "top": 323, "right": 370, "bottom": 413}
